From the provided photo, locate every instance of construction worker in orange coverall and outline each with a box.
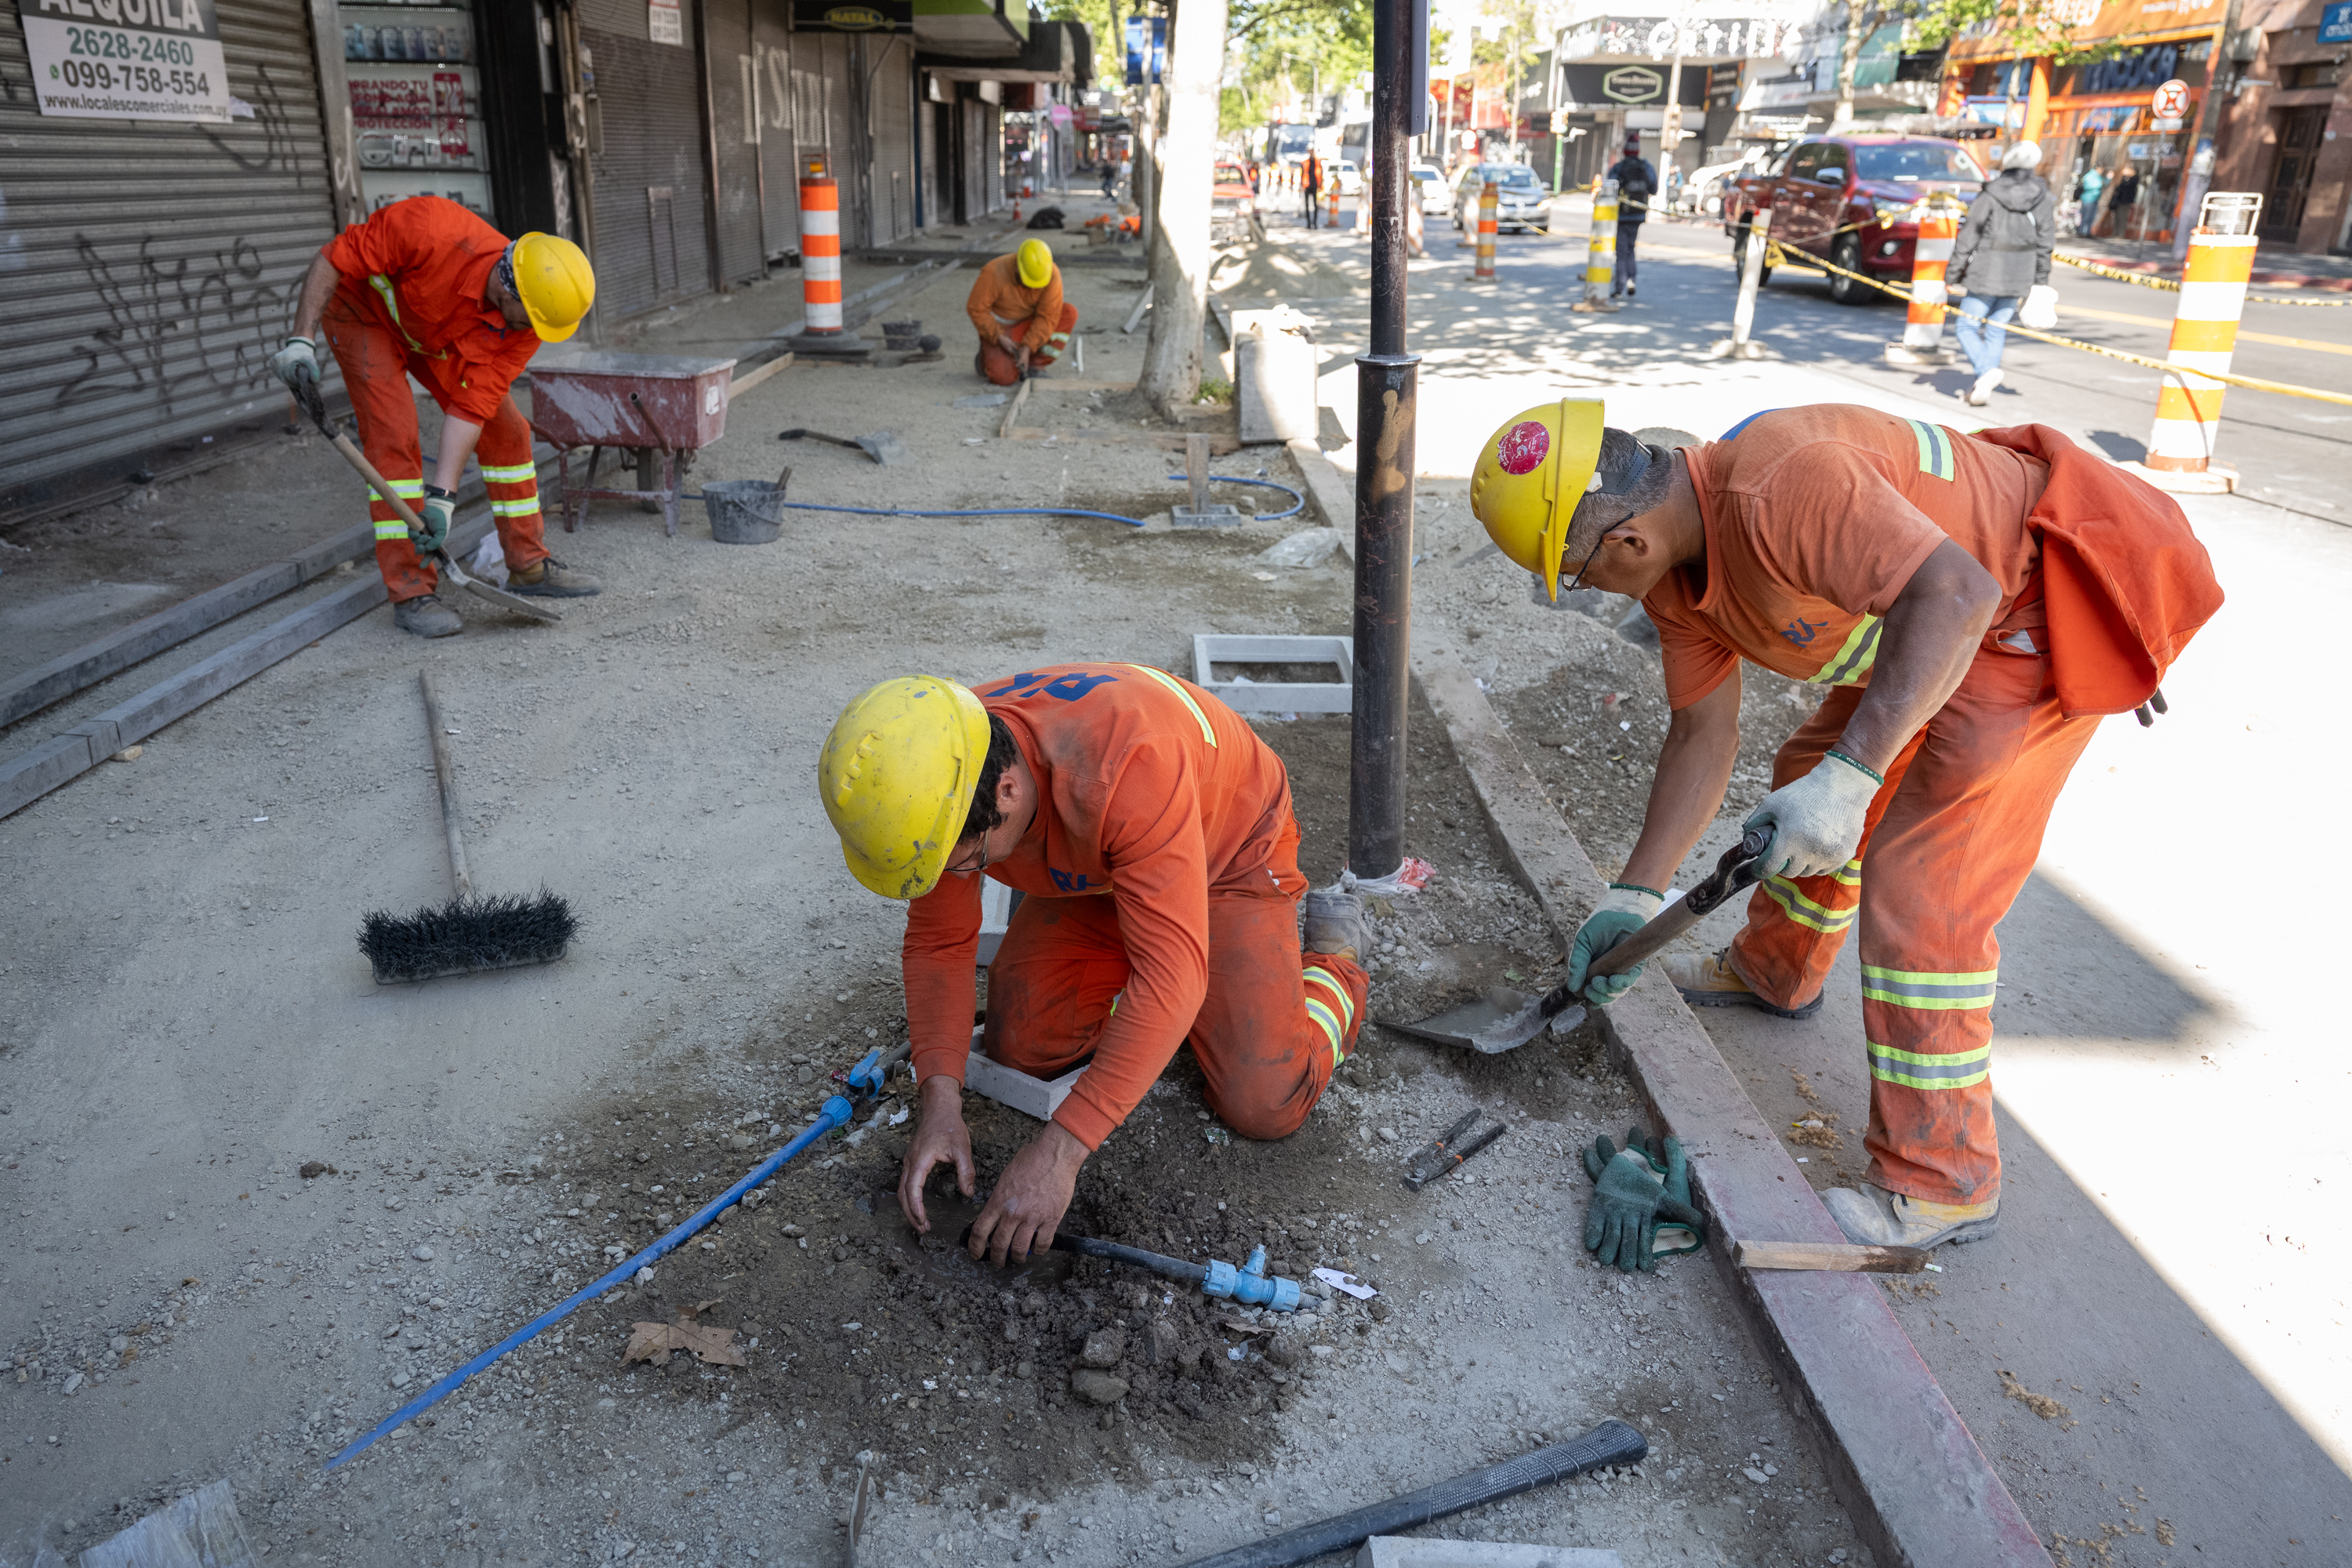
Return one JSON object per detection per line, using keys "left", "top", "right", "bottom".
{"left": 1469, "top": 401, "right": 2221, "bottom": 1255}
{"left": 268, "top": 196, "right": 601, "bottom": 638}
{"left": 818, "top": 666, "right": 1370, "bottom": 1265}
{"left": 967, "top": 238, "right": 1076, "bottom": 387}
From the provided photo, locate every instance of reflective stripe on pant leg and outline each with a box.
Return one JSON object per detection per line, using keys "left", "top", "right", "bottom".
{"left": 1191, "top": 877, "right": 1367, "bottom": 1141}
{"left": 474, "top": 395, "right": 548, "bottom": 572}
{"left": 1303, "top": 964, "right": 1360, "bottom": 1065}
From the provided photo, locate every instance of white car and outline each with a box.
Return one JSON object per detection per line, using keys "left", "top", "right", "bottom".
{"left": 1411, "top": 164, "right": 1449, "bottom": 214}
{"left": 1453, "top": 162, "right": 1552, "bottom": 233}
{"left": 1332, "top": 160, "right": 1365, "bottom": 196}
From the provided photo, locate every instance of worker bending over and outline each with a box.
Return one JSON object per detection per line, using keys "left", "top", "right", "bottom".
{"left": 820, "top": 667, "right": 1369, "bottom": 1264}
{"left": 966, "top": 238, "right": 1076, "bottom": 387}
{"left": 270, "top": 197, "right": 600, "bottom": 638}
{"left": 1471, "top": 401, "right": 2220, "bottom": 1250}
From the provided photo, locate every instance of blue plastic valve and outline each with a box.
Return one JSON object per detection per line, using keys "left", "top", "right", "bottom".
{"left": 1201, "top": 1243, "right": 1302, "bottom": 1312}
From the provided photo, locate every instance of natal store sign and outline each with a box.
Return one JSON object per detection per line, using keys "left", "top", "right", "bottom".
{"left": 15, "top": 0, "right": 231, "bottom": 122}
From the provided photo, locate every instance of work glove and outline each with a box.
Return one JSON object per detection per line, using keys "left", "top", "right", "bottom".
{"left": 1563, "top": 884, "right": 1661, "bottom": 1007}
{"left": 267, "top": 335, "right": 319, "bottom": 394}
{"left": 1582, "top": 1126, "right": 1706, "bottom": 1274}
{"left": 413, "top": 486, "right": 456, "bottom": 557}
{"left": 1744, "top": 750, "right": 1882, "bottom": 882}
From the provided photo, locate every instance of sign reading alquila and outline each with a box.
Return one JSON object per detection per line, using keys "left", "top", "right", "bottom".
{"left": 16, "top": 0, "right": 231, "bottom": 123}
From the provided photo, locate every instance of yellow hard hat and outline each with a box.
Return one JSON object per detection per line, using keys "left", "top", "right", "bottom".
{"left": 510, "top": 231, "right": 595, "bottom": 343}
{"left": 1016, "top": 238, "right": 1054, "bottom": 289}
{"left": 1469, "top": 398, "right": 1606, "bottom": 603}
{"left": 818, "top": 676, "right": 994, "bottom": 901}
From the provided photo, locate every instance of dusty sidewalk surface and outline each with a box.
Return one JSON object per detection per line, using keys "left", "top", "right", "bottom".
{"left": 1, "top": 247, "right": 1864, "bottom": 1568}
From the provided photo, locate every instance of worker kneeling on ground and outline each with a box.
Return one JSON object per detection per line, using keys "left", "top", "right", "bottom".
{"left": 1472, "top": 401, "right": 2220, "bottom": 1250}
{"left": 268, "top": 197, "right": 601, "bottom": 639}
{"left": 820, "top": 667, "right": 1370, "bottom": 1264}
{"left": 967, "top": 238, "right": 1076, "bottom": 387}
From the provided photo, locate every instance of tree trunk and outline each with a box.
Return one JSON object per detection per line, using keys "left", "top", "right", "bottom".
{"left": 1832, "top": 1, "right": 1872, "bottom": 131}
{"left": 1134, "top": 82, "right": 1159, "bottom": 260}
{"left": 1138, "top": 0, "right": 1229, "bottom": 416}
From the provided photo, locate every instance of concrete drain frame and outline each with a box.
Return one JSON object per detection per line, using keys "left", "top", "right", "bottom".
{"left": 1193, "top": 633, "right": 1354, "bottom": 715}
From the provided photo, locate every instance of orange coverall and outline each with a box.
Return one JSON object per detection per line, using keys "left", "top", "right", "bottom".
{"left": 320, "top": 196, "right": 549, "bottom": 603}
{"left": 1645, "top": 406, "right": 2219, "bottom": 1207}
{"left": 901, "top": 664, "right": 1367, "bottom": 1152}
{"left": 966, "top": 253, "right": 1076, "bottom": 387}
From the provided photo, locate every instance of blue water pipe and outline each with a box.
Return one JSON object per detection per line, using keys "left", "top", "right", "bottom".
{"left": 682, "top": 474, "right": 1306, "bottom": 530}
{"left": 1203, "top": 1244, "right": 1303, "bottom": 1312}
{"left": 1159, "top": 474, "right": 1306, "bottom": 522}
{"left": 323, "top": 1094, "right": 857, "bottom": 1471}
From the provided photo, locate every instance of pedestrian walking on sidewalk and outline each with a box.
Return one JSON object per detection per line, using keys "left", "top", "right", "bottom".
{"left": 1302, "top": 152, "right": 1324, "bottom": 230}
{"left": 266, "top": 196, "right": 601, "bottom": 638}
{"left": 1466, "top": 400, "right": 2222, "bottom": 1253}
{"left": 967, "top": 238, "right": 1076, "bottom": 386}
{"left": 819, "top": 668, "right": 1370, "bottom": 1265}
{"left": 1606, "top": 136, "right": 1657, "bottom": 299}
{"left": 1947, "top": 141, "right": 2056, "bottom": 406}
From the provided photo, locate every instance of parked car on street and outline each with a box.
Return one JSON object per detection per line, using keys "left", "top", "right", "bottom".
{"left": 1411, "top": 163, "right": 1449, "bottom": 215}
{"left": 1213, "top": 161, "right": 1265, "bottom": 244}
{"left": 1452, "top": 162, "right": 1552, "bottom": 234}
{"left": 1332, "top": 160, "right": 1365, "bottom": 196}
{"left": 1722, "top": 135, "right": 1984, "bottom": 303}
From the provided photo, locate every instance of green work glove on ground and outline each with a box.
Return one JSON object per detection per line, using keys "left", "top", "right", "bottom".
{"left": 414, "top": 488, "right": 456, "bottom": 556}
{"left": 1565, "top": 884, "right": 1662, "bottom": 1007}
{"left": 1582, "top": 1126, "right": 1707, "bottom": 1273}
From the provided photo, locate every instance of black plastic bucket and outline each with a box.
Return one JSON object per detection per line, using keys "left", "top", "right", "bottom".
{"left": 701, "top": 479, "right": 787, "bottom": 544}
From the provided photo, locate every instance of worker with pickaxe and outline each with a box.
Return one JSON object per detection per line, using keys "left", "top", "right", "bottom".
{"left": 1468, "top": 401, "right": 2221, "bottom": 1250}
{"left": 966, "top": 239, "right": 1076, "bottom": 387}
{"left": 267, "top": 197, "right": 602, "bottom": 638}
{"left": 817, "top": 668, "right": 1370, "bottom": 1264}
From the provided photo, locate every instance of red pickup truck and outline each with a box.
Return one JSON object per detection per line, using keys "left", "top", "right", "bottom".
{"left": 1722, "top": 135, "right": 1987, "bottom": 303}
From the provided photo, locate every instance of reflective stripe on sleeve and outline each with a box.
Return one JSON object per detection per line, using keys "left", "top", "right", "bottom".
{"left": 1808, "top": 616, "right": 1882, "bottom": 686}
{"left": 1904, "top": 418, "right": 1955, "bottom": 481}
{"left": 1861, "top": 964, "right": 1997, "bottom": 1011}
{"left": 1120, "top": 664, "right": 1218, "bottom": 746}
{"left": 1868, "top": 1040, "right": 1991, "bottom": 1091}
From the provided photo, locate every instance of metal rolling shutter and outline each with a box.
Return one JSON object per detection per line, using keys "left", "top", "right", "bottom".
{"left": 984, "top": 101, "right": 1002, "bottom": 213}
{"left": 789, "top": 33, "right": 862, "bottom": 251}
{"left": 752, "top": 0, "right": 797, "bottom": 259}
{"left": 869, "top": 39, "right": 914, "bottom": 243}
{"left": 702, "top": 0, "right": 764, "bottom": 282}
{"left": 916, "top": 95, "right": 937, "bottom": 230}
{"left": 962, "top": 96, "right": 985, "bottom": 221}
{"left": 0, "top": 0, "right": 339, "bottom": 524}
{"left": 578, "top": 0, "right": 713, "bottom": 320}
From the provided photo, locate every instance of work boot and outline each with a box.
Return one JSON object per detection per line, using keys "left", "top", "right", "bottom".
{"left": 505, "top": 557, "right": 602, "bottom": 597}
{"left": 393, "top": 593, "right": 463, "bottom": 638}
{"left": 1661, "top": 948, "right": 1823, "bottom": 1019}
{"left": 1302, "top": 886, "right": 1366, "bottom": 961}
{"left": 1824, "top": 1181, "right": 2000, "bottom": 1249}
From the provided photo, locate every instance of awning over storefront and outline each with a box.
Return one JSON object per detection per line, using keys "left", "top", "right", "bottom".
{"left": 913, "top": 0, "right": 1028, "bottom": 58}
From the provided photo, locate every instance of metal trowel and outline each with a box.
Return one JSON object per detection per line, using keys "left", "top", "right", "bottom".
{"left": 1383, "top": 827, "right": 1771, "bottom": 1054}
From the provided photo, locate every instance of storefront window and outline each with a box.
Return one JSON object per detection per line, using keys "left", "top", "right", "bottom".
{"left": 340, "top": 1, "right": 496, "bottom": 222}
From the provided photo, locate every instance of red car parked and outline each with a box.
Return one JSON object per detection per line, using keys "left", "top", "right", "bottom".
{"left": 1722, "top": 135, "right": 1986, "bottom": 303}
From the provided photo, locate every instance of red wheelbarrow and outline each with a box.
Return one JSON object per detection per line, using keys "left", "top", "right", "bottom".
{"left": 527, "top": 352, "right": 736, "bottom": 537}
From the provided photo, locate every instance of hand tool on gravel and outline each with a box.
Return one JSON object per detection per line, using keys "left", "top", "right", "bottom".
{"left": 1400, "top": 1108, "right": 1508, "bottom": 1189}
{"left": 775, "top": 426, "right": 909, "bottom": 465}
{"left": 1383, "top": 826, "right": 1771, "bottom": 1053}
{"left": 292, "top": 379, "right": 561, "bottom": 623}
{"left": 355, "top": 670, "right": 577, "bottom": 983}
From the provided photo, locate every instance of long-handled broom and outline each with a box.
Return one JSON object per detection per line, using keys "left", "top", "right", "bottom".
{"left": 357, "top": 670, "right": 576, "bottom": 983}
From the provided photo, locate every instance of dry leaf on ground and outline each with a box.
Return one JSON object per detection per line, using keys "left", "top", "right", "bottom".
{"left": 625, "top": 1316, "right": 748, "bottom": 1368}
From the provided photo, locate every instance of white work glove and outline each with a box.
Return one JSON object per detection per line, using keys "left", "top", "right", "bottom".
{"left": 1744, "top": 751, "right": 1882, "bottom": 881}
{"left": 267, "top": 335, "right": 319, "bottom": 393}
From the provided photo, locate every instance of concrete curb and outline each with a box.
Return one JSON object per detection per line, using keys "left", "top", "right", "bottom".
{"left": 1407, "top": 628, "right": 2052, "bottom": 1568}
{"left": 1285, "top": 438, "right": 1356, "bottom": 533}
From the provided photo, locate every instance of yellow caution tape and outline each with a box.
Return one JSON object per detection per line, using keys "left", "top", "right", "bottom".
{"left": 2054, "top": 249, "right": 2352, "bottom": 306}
{"left": 1767, "top": 241, "right": 2352, "bottom": 408}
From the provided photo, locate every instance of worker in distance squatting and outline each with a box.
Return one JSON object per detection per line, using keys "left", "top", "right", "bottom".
{"left": 268, "top": 196, "right": 601, "bottom": 639}
{"left": 817, "top": 666, "right": 1370, "bottom": 1265}
{"left": 1468, "top": 401, "right": 2222, "bottom": 1250}
{"left": 966, "top": 238, "right": 1076, "bottom": 387}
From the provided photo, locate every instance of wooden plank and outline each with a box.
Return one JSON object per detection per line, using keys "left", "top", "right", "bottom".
{"left": 726, "top": 351, "right": 796, "bottom": 397}
{"left": 1735, "top": 1240, "right": 1932, "bottom": 1275}
{"left": 998, "top": 376, "right": 1033, "bottom": 439}
{"left": 1186, "top": 434, "right": 1210, "bottom": 512}
{"left": 1409, "top": 630, "right": 2050, "bottom": 1568}
{"left": 1004, "top": 428, "right": 1240, "bottom": 453}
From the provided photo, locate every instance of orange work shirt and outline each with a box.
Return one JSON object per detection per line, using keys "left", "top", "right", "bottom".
{"left": 965, "top": 253, "right": 1065, "bottom": 353}
{"left": 322, "top": 195, "right": 542, "bottom": 425}
{"left": 902, "top": 665, "right": 1295, "bottom": 1150}
{"left": 1646, "top": 405, "right": 2050, "bottom": 710}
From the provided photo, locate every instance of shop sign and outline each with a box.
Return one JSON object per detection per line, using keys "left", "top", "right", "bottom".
{"left": 16, "top": 0, "right": 231, "bottom": 123}
{"left": 1563, "top": 62, "right": 1706, "bottom": 106}
{"left": 648, "top": 0, "right": 681, "bottom": 45}
{"left": 789, "top": 0, "right": 909, "bottom": 29}
{"left": 2321, "top": 0, "right": 2352, "bottom": 43}
{"left": 2150, "top": 77, "right": 2188, "bottom": 131}
{"left": 1123, "top": 16, "right": 1163, "bottom": 85}
{"left": 2074, "top": 42, "right": 2181, "bottom": 96}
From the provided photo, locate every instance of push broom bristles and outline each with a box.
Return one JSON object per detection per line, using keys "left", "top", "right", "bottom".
{"left": 358, "top": 889, "right": 579, "bottom": 985}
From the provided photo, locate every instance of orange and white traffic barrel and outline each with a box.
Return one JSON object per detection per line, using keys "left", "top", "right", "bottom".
{"left": 1583, "top": 178, "right": 1618, "bottom": 306}
{"left": 1902, "top": 197, "right": 1956, "bottom": 351}
{"left": 2145, "top": 192, "right": 2261, "bottom": 481}
{"left": 798, "top": 160, "right": 844, "bottom": 336}
{"left": 1474, "top": 180, "right": 1498, "bottom": 280}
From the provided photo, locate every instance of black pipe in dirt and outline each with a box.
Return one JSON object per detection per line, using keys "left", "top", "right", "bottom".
{"left": 1348, "top": 0, "right": 1421, "bottom": 881}
{"left": 955, "top": 1227, "right": 1210, "bottom": 1289}
{"left": 1176, "top": 1421, "right": 1649, "bottom": 1568}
